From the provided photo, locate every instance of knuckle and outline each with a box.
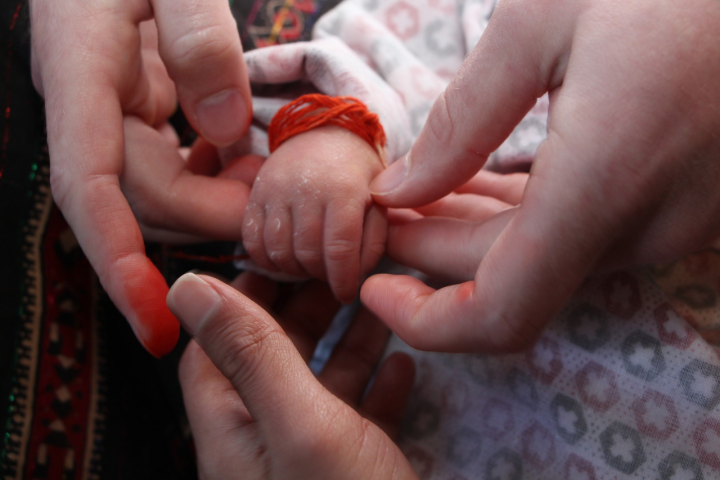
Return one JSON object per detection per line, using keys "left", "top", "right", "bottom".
{"left": 332, "top": 280, "right": 358, "bottom": 302}
{"left": 325, "top": 238, "right": 358, "bottom": 263}
{"left": 489, "top": 310, "right": 543, "bottom": 353}
{"left": 294, "top": 407, "right": 352, "bottom": 457}
{"left": 266, "top": 243, "right": 293, "bottom": 265}
{"left": 360, "top": 239, "right": 386, "bottom": 274}
{"left": 164, "top": 22, "right": 238, "bottom": 72}
{"left": 294, "top": 247, "right": 323, "bottom": 270}
{"left": 425, "top": 90, "right": 456, "bottom": 148}
{"left": 328, "top": 197, "right": 367, "bottom": 222}
{"left": 204, "top": 315, "right": 281, "bottom": 386}
{"left": 49, "top": 166, "right": 71, "bottom": 210}
{"left": 123, "top": 188, "right": 166, "bottom": 229}
{"left": 363, "top": 241, "right": 386, "bottom": 263}
{"left": 339, "top": 342, "right": 380, "bottom": 371}
{"left": 241, "top": 238, "right": 264, "bottom": 260}
{"left": 424, "top": 89, "right": 483, "bottom": 163}
{"left": 328, "top": 173, "right": 362, "bottom": 194}
{"left": 241, "top": 214, "right": 262, "bottom": 243}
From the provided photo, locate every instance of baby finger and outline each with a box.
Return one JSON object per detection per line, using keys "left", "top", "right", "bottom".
{"left": 359, "top": 203, "right": 387, "bottom": 278}
{"left": 264, "top": 205, "right": 309, "bottom": 278}
{"left": 242, "top": 201, "right": 279, "bottom": 272}
{"left": 292, "top": 202, "right": 328, "bottom": 281}
{"left": 324, "top": 200, "right": 365, "bottom": 303}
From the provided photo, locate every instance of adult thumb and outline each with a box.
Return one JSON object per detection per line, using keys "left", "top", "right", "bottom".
{"left": 369, "top": 1, "right": 574, "bottom": 207}
{"left": 152, "top": 0, "right": 252, "bottom": 147}
{"left": 167, "top": 273, "right": 322, "bottom": 437}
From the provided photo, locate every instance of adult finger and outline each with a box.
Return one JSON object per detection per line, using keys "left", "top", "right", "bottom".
{"left": 454, "top": 170, "right": 528, "bottom": 206}
{"left": 138, "top": 224, "right": 208, "bottom": 244}
{"left": 318, "top": 307, "right": 391, "bottom": 406}
{"left": 439, "top": 0, "right": 718, "bottom": 350}
{"left": 412, "top": 193, "right": 511, "bottom": 223}
{"left": 360, "top": 352, "right": 415, "bottom": 439}
{"left": 167, "top": 273, "right": 326, "bottom": 439}
{"left": 387, "top": 208, "right": 424, "bottom": 225}
{"left": 369, "top": 1, "right": 576, "bottom": 207}
{"left": 276, "top": 280, "right": 341, "bottom": 361}
{"left": 178, "top": 340, "right": 250, "bottom": 452}
{"left": 325, "top": 199, "right": 365, "bottom": 303}
{"left": 365, "top": 39, "right": 676, "bottom": 353}
{"left": 228, "top": 271, "right": 279, "bottom": 311}
{"left": 45, "top": 80, "right": 180, "bottom": 359}
{"left": 184, "top": 137, "right": 221, "bottom": 176}
{"left": 152, "top": 0, "right": 252, "bottom": 146}
{"left": 184, "top": 138, "right": 264, "bottom": 182}
{"left": 123, "top": 117, "right": 252, "bottom": 240}
{"left": 216, "top": 154, "right": 265, "bottom": 186}
{"left": 447, "top": 39, "right": 692, "bottom": 349}
{"left": 363, "top": 141, "right": 624, "bottom": 353}
{"left": 56, "top": 159, "right": 180, "bottom": 356}
{"left": 359, "top": 204, "right": 388, "bottom": 278}
{"left": 139, "top": 20, "right": 177, "bottom": 125}
{"left": 385, "top": 209, "right": 515, "bottom": 282}
{"left": 31, "top": 2, "right": 180, "bottom": 357}
{"left": 179, "top": 341, "right": 269, "bottom": 478}
{"left": 361, "top": 275, "right": 480, "bottom": 351}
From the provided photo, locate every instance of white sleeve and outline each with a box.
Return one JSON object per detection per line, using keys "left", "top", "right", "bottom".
{"left": 220, "top": 36, "right": 412, "bottom": 164}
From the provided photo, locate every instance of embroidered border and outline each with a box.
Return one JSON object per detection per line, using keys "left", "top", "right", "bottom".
{"left": 1, "top": 149, "right": 51, "bottom": 479}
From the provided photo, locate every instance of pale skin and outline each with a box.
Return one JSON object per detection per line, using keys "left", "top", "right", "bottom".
{"left": 33, "top": 0, "right": 720, "bottom": 474}
{"left": 169, "top": 272, "right": 418, "bottom": 480}
{"left": 361, "top": 0, "right": 720, "bottom": 353}
{"left": 242, "top": 125, "right": 388, "bottom": 304}
{"left": 170, "top": 180, "right": 517, "bottom": 479}
{"left": 30, "top": 1, "right": 253, "bottom": 357}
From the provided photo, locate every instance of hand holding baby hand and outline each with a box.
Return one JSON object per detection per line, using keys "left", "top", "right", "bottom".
{"left": 243, "top": 126, "right": 387, "bottom": 303}
{"left": 364, "top": 0, "right": 720, "bottom": 352}
{"left": 30, "top": 0, "right": 252, "bottom": 356}
{"left": 171, "top": 272, "right": 417, "bottom": 480}
{"left": 121, "top": 116, "right": 261, "bottom": 244}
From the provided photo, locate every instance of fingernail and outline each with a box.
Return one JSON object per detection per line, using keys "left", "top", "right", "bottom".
{"left": 369, "top": 152, "right": 410, "bottom": 195}
{"left": 195, "top": 89, "right": 248, "bottom": 147}
{"left": 167, "top": 273, "right": 221, "bottom": 335}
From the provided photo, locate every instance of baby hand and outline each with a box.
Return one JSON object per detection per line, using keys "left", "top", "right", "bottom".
{"left": 242, "top": 126, "right": 387, "bottom": 303}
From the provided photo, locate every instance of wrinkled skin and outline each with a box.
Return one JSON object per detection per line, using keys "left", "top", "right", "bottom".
{"left": 170, "top": 272, "right": 418, "bottom": 479}
{"left": 243, "top": 126, "right": 387, "bottom": 304}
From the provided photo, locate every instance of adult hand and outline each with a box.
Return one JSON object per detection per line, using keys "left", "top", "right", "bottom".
{"left": 30, "top": 1, "right": 252, "bottom": 357}
{"left": 170, "top": 272, "right": 417, "bottom": 479}
{"left": 384, "top": 171, "right": 526, "bottom": 284}
{"left": 363, "top": 0, "right": 720, "bottom": 352}
{"left": 121, "top": 116, "right": 263, "bottom": 244}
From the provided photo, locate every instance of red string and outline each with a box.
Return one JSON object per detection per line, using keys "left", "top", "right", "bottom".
{"left": 175, "top": 95, "right": 387, "bottom": 266}
{"left": 268, "top": 94, "right": 386, "bottom": 162}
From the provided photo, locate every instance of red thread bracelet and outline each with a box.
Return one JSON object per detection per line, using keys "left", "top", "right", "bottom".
{"left": 267, "top": 94, "right": 387, "bottom": 164}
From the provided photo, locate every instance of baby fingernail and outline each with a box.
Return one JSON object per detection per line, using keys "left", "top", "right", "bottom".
{"left": 167, "top": 273, "right": 221, "bottom": 336}
{"left": 195, "top": 89, "right": 248, "bottom": 147}
{"left": 370, "top": 153, "right": 410, "bottom": 195}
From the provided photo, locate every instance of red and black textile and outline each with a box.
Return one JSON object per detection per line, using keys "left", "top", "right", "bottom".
{"left": 0, "top": 0, "right": 341, "bottom": 478}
